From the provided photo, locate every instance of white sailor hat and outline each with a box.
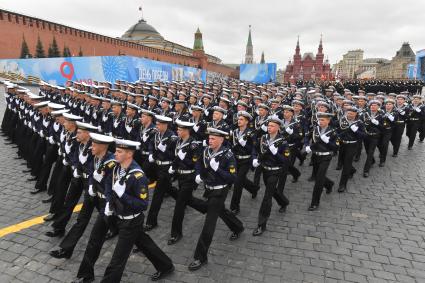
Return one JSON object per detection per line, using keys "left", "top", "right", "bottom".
{"left": 114, "top": 138, "right": 140, "bottom": 150}
{"left": 141, "top": 109, "right": 156, "bottom": 117}
{"left": 63, "top": 112, "right": 83, "bottom": 121}
{"left": 34, "top": 101, "right": 50, "bottom": 108}
{"left": 89, "top": 133, "right": 114, "bottom": 144}
{"left": 316, "top": 112, "right": 334, "bottom": 119}
{"left": 368, "top": 99, "right": 381, "bottom": 106}
{"left": 155, "top": 115, "right": 173, "bottom": 123}
{"left": 206, "top": 127, "right": 228, "bottom": 137}
{"left": 126, "top": 102, "right": 141, "bottom": 111}
{"left": 237, "top": 110, "right": 253, "bottom": 121}
{"left": 175, "top": 119, "right": 195, "bottom": 128}
{"left": 76, "top": 122, "right": 98, "bottom": 132}
{"left": 48, "top": 102, "right": 66, "bottom": 110}
{"left": 282, "top": 105, "right": 294, "bottom": 112}
{"left": 51, "top": 109, "right": 70, "bottom": 117}
{"left": 190, "top": 105, "right": 204, "bottom": 112}
{"left": 211, "top": 106, "right": 227, "bottom": 114}
{"left": 267, "top": 115, "right": 283, "bottom": 126}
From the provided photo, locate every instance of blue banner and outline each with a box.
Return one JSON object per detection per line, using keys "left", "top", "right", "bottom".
{"left": 239, "top": 63, "right": 277, "bottom": 83}
{"left": 0, "top": 56, "right": 207, "bottom": 85}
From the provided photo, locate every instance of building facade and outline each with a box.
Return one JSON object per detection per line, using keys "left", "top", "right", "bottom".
{"left": 0, "top": 9, "right": 236, "bottom": 77}
{"left": 376, "top": 42, "right": 416, "bottom": 79}
{"left": 283, "top": 36, "right": 331, "bottom": 82}
{"left": 334, "top": 49, "right": 364, "bottom": 79}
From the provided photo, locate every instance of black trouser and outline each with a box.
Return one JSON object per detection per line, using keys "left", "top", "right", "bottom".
{"left": 354, "top": 140, "right": 363, "bottom": 160}
{"left": 338, "top": 142, "right": 357, "bottom": 187}
{"left": 52, "top": 177, "right": 87, "bottom": 231}
{"left": 49, "top": 164, "right": 72, "bottom": 214}
{"left": 59, "top": 190, "right": 98, "bottom": 255}
{"left": 406, "top": 120, "right": 420, "bottom": 148}
{"left": 136, "top": 153, "right": 156, "bottom": 183}
{"left": 363, "top": 135, "right": 380, "bottom": 173}
{"left": 193, "top": 186, "right": 243, "bottom": 262}
{"left": 257, "top": 167, "right": 289, "bottom": 229}
{"left": 146, "top": 164, "right": 177, "bottom": 227}
{"left": 419, "top": 119, "right": 425, "bottom": 141}
{"left": 47, "top": 156, "right": 63, "bottom": 196}
{"left": 378, "top": 130, "right": 392, "bottom": 164}
{"left": 35, "top": 144, "right": 58, "bottom": 191}
{"left": 253, "top": 166, "right": 263, "bottom": 187}
{"left": 30, "top": 136, "right": 46, "bottom": 177}
{"left": 77, "top": 212, "right": 172, "bottom": 282}
{"left": 170, "top": 173, "right": 196, "bottom": 237}
{"left": 310, "top": 154, "right": 333, "bottom": 206}
{"left": 391, "top": 123, "right": 405, "bottom": 155}
{"left": 277, "top": 148, "right": 300, "bottom": 194}
{"left": 230, "top": 159, "right": 258, "bottom": 211}
{"left": 1, "top": 107, "right": 12, "bottom": 133}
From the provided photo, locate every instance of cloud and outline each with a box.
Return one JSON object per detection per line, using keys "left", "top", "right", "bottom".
{"left": 2, "top": 0, "right": 424, "bottom": 69}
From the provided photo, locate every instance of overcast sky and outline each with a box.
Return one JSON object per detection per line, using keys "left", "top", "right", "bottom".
{"left": 1, "top": 0, "right": 424, "bottom": 68}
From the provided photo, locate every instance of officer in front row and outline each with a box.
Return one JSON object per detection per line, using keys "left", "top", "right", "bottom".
{"left": 188, "top": 128, "right": 244, "bottom": 271}
{"left": 72, "top": 138, "right": 174, "bottom": 282}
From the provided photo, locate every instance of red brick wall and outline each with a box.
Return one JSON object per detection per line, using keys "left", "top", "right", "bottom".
{"left": 0, "top": 9, "right": 237, "bottom": 78}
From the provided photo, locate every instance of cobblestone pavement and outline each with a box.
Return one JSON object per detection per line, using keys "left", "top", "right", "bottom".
{"left": 0, "top": 86, "right": 425, "bottom": 283}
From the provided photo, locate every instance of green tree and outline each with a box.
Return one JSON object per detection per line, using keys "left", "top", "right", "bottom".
{"left": 35, "top": 36, "right": 45, "bottom": 58}
{"left": 20, "top": 35, "right": 32, "bottom": 59}
{"left": 47, "top": 44, "right": 53, "bottom": 57}
{"left": 62, "top": 46, "right": 71, "bottom": 57}
{"left": 48, "top": 37, "right": 60, "bottom": 57}
{"left": 78, "top": 46, "right": 83, "bottom": 56}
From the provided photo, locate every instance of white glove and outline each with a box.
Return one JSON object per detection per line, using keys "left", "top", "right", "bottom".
{"left": 157, "top": 142, "right": 166, "bottom": 152}
{"left": 285, "top": 127, "right": 293, "bottom": 135}
{"left": 177, "top": 150, "right": 186, "bottom": 160}
{"left": 112, "top": 181, "right": 126, "bottom": 198}
{"left": 104, "top": 202, "right": 113, "bottom": 216}
{"left": 73, "top": 168, "right": 80, "bottom": 178}
{"left": 350, "top": 124, "right": 359, "bottom": 132}
{"left": 23, "top": 120, "right": 27, "bottom": 126}
{"left": 62, "top": 159, "right": 69, "bottom": 166}
{"left": 79, "top": 152, "right": 88, "bottom": 164}
{"left": 209, "top": 158, "right": 219, "bottom": 171}
{"left": 416, "top": 107, "right": 422, "bottom": 113}
{"left": 48, "top": 136, "right": 54, "bottom": 144}
{"left": 168, "top": 166, "right": 175, "bottom": 174}
{"left": 97, "top": 125, "right": 102, "bottom": 132}
{"left": 320, "top": 134, "right": 330, "bottom": 144}
{"left": 400, "top": 110, "right": 405, "bottom": 115}
{"left": 142, "top": 132, "right": 148, "bottom": 142}
{"left": 28, "top": 121, "right": 32, "bottom": 128}
{"left": 195, "top": 175, "right": 203, "bottom": 184}
{"left": 88, "top": 185, "right": 96, "bottom": 197}
{"left": 148, "top": 154, "right": 154, "bottom": 163}
{"left": 261, "top": 124, "right": 267, "bottom": 132}
{"left": 204, "top": 109, "right": 209, "bottom": 116}
{"left": 93, "top": 170, "right": 103, "bottom": 183}
{"left": 306, "top": 145, "right": 312, "bottom": 154}
{"left": 252, "top": 159, "right": 260, "bottom": 168}
{"left": 387, "top": 114, "right": 394, "bottom": 121}
{"left": 371, "top": 118, "right": 379, "bottom": 125}
{"left": 193, "top": 124, "right": 200, "bottom": 132}
{"left": 270, "top": 144, "right": 278, "bottom": 155}
{"left": 39, "top": 131, "right": 44, "bottom": 138}
{"left": 202, "top": 140, "right": 207, "bottom": 147}
{"left": 238, "top": 137, "right": 247, "bottom": 147}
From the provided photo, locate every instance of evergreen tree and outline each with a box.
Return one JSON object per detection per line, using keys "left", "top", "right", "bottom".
{"left": 78, "top": 46, "right": 83, "bottom": 57}
{"left": 50, "top": 37, "right": 60, "bottom": 57}
{"left": 20, "top": 36, "right": 31, "bottom": 59}
{"left": 63, "top": 46, "right": 71, "bottom": 57}
{"left": 47, "top": 44, "right": 54, "bottom": 57}
{"left": 35, "top": 36, "right": 45, "bottom": 58}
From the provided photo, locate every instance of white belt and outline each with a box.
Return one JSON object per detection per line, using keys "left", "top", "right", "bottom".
{"left": 82, "top": 173, "right": 89, "bottom": 179}
{"left": 395, "top": 121, "right": 405, "bottom": 124}
{"left": 141, "top": 151, "right": 149, "bottom": 155}
{"left": 177, "top": 169, "right": 195, "bottom": 174}
{"left": 314, "top": 151, "right": 332, "bottom": 156}
{"left": 342, "top": 140, "right": 357, "bottom": 144}
{"left": 235, "top": 155, "right": 250, "bottom": 160}
{"left": 410, "top": 118, "right": 419, "bottom": 121}
{"left": 117, "top": 213, "right": 141, "bottom": 220}
{"left": 156, "top": 160, "right": 172, "bottom": 165}
{"left": 205, "top": 184, "right": 227, "bottom": 190}
{"left": 263, "top": 166, "right": 281, "bottom": 171}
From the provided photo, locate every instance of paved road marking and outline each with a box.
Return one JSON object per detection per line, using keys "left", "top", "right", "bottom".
{"left": 0, "top": 182, "right": 157, "bottom": 238}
